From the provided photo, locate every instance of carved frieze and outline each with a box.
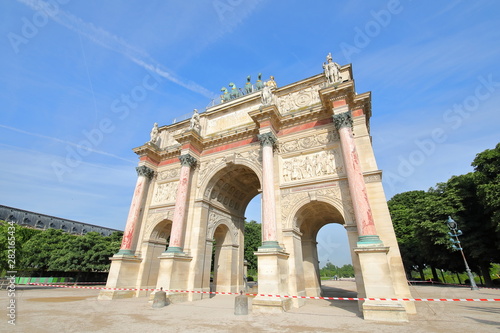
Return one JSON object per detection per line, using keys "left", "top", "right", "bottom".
{"left": 151, "top": 181, "right": 179, "bottom": 206}
{"left": 278, "top": 130, "right": 339, "bottom": 154}
{"left": 235, "top": 149, "right": 261, "bottom": 165}
{"left": 206, "top": 208, "right": 242, "bottom": 245}
{"left": 280, "top": 190, "right": 309, "bottom": 226}
{"left": 157, "top": 168, "right": 180, "bottom": 181}
{"left": 198, "top": 156, "right": 227, "bottom": 188}
{"left": 277, "top": 84, "right": 323, "bottom": 114}
{"left": 144, "top": 209, "right": 174, "bottom": 240}
{"left": 281, "top": 149, "right": 344, "bottom": 182}
{"left": 364, "top": 174, "right": 382, "bottom": 183}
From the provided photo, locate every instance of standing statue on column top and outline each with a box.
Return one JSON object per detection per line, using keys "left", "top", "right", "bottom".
{"left": 190, "top": 109, "right": 201, "bottom": 133}
{"left": 261, "top": 85, "right": 273, "bottom": 106}
{"left": 266, "top": 75, "right": 277, "bottom": 89}
{"left": 323, "top": 53, "right": 341, "bottom": 85}
{"left": 149, "top": 122, "right": 159, "bottom": 144}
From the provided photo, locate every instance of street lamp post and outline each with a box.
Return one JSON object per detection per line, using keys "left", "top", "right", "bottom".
{"left": 446, "top": 216, "right": 479, "bottom": 290}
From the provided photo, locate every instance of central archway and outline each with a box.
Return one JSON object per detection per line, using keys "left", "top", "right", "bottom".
{"left": 296, "top": 201, "right": 346, "bottom": 296}
{"left": 201, "top": 163, "right": 261, "bottom": 294}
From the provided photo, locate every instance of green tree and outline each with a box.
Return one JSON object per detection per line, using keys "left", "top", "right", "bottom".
{"left": 244, "top": 220, "right": 261, "bottom": 272}
{"left": 50, "top": 231, "right": 121, "bottom": 281}
{"left": 0, "top": 221, "right": 42, "bottom": 273}
{"left": 388, "top": 189, "right": 454, "bottom": 280}
{"left": 20, "top": 228, "right": 72, "bottom": 273}
{"left": 444, "top": 172, "right": 500, "bottom": 286}
{"left": 472, "top": 142, "right": 500, "bottom": 235}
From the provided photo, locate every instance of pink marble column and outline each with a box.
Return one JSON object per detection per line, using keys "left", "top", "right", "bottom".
{"left": 118, "top": 165, "right": 154, "bottom": 255}
{"left": 333, "top": 112, "right": 381, "bottom": 245}
{"left": 258, "top": 132, "right": 281, "bottom": 249}
{"left": 165, "top": 154, "right": 197, "bottom": 253}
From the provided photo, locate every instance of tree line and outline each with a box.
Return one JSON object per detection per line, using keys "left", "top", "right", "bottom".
{"left": 388, "top": 142, "right": 500, "bottom": 286}
{"left": 0, "top": 222, "right": 122, "bottom": 280}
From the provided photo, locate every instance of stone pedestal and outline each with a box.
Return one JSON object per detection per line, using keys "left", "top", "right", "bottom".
{"left": 234, "top": 294, "right": 248, "bottom": 315}
{"left": 98, "top": 255, "right": 142, "bottom": 300}
{"left": 154, "top": 252, "right": 192, "bottom": 303}
{"left": 152, "top": 289, "right": 170, "bottom": 308}
{"left": 253, "top": 249, "right": 291, "bottom": 313}
{"left": 354, "top": 246, "right": 408, "bottom": 322}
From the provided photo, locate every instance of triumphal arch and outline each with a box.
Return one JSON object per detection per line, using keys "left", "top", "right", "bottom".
{"left": 99, "top": 54, "right": 415, "bottom": 321}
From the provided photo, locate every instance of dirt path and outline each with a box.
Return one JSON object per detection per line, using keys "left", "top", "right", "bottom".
{"left": 2, "top": 281, "right": 499, "bottom": 332}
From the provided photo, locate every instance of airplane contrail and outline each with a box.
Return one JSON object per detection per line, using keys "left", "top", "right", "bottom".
{"left": 0, "top": 124, "right": 136, "bottom": 163}
{"left": 17, "top": 0, "right": 217, "bottom": 99}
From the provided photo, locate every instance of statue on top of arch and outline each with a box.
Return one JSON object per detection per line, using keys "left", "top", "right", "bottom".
{"left": 190, "top": 109, "right": 201, "bottom": 133}
{"left": 323, "top": 53, "right": 342, "bottom": 85}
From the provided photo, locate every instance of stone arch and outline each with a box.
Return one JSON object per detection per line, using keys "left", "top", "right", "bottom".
{"left": 210, "top": 222, "right": 239, "bottom": 293}
{"left": 207, "top": 218, "right": 238, "bottom": 246}
{"left": 199, "top": 155, "right": 263, "bottom": 205}
{"left": 136, "top": 218, "right": 173, "bottom": 292}
{"left": 198, "top": 162, "right": 261, "bottom": 295}
{"left": 285, "top": 199, "right": 358, "bottom": 299}
{"left": 284, "top": 192, "right": 354, "bottom": 231}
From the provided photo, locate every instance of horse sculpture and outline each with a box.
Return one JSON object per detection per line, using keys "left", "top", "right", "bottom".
{"left": 255, "top": 73, "right": 264, "bottom": 91}
{"left": 245, "top": 76, "right": 253, "bottom": 94}
{"left": 228, "top": 82, "right": 241, "bottom": 99}
{"left": 220, "top": 87, "right": 231, "bottom": 103}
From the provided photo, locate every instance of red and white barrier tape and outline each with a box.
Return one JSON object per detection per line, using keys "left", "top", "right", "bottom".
{"left": 26, "top": 283, "right": 500, "bottom": 302}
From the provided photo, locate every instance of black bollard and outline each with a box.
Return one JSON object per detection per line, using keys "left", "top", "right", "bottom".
{"left": 234, "top": 290, "right": 248, "bottom": 315}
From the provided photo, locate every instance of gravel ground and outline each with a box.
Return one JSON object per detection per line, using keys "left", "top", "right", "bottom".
{"left": 1, "top": 280, "right": 499, "bottom": 332}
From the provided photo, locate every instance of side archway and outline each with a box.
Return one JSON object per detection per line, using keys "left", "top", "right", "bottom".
{"left": 136, "top": 219, "right": 172, "bottom": 293}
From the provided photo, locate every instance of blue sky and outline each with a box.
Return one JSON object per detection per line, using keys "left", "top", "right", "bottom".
{"left": 1, "top": 1, "right": 499, "bottom": 267}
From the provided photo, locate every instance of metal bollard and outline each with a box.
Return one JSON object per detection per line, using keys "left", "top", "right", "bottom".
{"left": 152, "top": 287, "right": 169, "bottom": 308}
{"left": 234, "top": 290, "right": 248, "bottom": 315}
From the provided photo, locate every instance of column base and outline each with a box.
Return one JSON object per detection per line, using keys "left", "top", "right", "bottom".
{"left": 258, "top": 241, "right": 282, "bottom": 250}
{"left": 357, "top": 235, "right": 383, "bottom": 247}
{"left": 362, "top": 301, "right": 408, "bottom": 322}
{"left": 155, "top": 252, "right": 192, "bottom": 300}
{"left": 98, "top": 254, "right": 142, "bottom": 300}
{"left": 354, "top": 246, "right": 411, "bottom": 322}
{"left": 252, "top": 296, "right": 292, "bottom": 313}
{"left": 253, "top": 248, "right": 290, "bottom": 314}
{"left": 115, "top": 249, "right": 135, "bottom": 255}
{"left": 164, "top": 246, "right": 184, "bottom": 254}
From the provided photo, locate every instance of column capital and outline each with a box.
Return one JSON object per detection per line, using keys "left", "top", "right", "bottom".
{"left": 136, "top": 165, "right": 155, "bottom": 179}
{"left": 179, "top": 154, "right": 197, "bottom": 168}
{"left": 333, "top": 112, "right": 353, "bottom": 130}
{"left": 257, "top": 132, "right": 277, "bottom": 148}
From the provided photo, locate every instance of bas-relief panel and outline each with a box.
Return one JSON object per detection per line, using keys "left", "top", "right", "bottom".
{"left": 276, "top": 83, "right": 324, "bottom": 114}
{"left": 278, "top": 129, "right": 340, "bottom": 154}
{"left": 157, "top": 168, "right": 180, "bottom": 181}
{"left": 159, "top": 128, "right": 183, "bottom": 149}
{"left": 205, "top": 107, "right": 256, "bottom": 135}
{"left": 151, "top": 181, "right": 178, "bottom": 206}
{"left": 281, "top": 149, "right": 343, "bottom": 183}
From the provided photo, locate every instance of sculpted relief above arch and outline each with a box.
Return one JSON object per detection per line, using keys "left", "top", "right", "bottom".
{"left": 280, "top": 181, "right": 355, "bottom": 229}
{"left": 207, "top": 208, "right": 243, "bottom": 246}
